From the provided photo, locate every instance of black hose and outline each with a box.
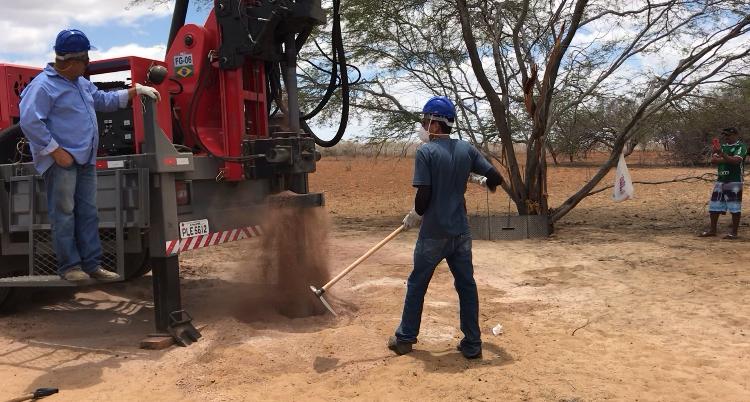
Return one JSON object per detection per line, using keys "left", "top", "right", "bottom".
{"left": 305, "top": 0, "right": 349, "bottom": 148}
{"left": 348, "top": 63, "right": 362, "bottom": 85}
{"left": 301, "top": 45, "right": 338, "bottom": 120}
{"left": 302, "top": 40, "right": 338, "bottom": 121}
{"left": 168, "top": 78, "right": 184, "bottom": 95}
{"left": 311, "top": 39, "right": 361, "bottom": 85}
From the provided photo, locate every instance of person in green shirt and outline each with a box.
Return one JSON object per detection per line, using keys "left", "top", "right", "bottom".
{"left": 700, "top": 127, "right": 747, "bottom": 239}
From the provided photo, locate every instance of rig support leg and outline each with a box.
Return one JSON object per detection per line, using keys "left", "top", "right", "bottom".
{"left": 151, "top": 255, "right": 182, "bottom": 332}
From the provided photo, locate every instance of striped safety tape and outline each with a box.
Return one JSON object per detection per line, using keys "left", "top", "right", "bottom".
{"left": 165, "top": 225, "right": 263, "bottom": 255}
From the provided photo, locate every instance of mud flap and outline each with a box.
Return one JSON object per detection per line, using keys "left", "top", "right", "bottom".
{"left": 167, "top": 310, "right": 202, "bottom": 346}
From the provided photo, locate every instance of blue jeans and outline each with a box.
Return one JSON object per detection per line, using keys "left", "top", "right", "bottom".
{"left": 395, "top": 233, "right": 482, "bottom": 355}
{"left": 43, "top": 163, "right": 102, "bottom": 276}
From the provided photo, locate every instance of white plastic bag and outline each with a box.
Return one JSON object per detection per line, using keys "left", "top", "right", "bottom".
{"left": 613, "top": 152, "right": 634, "bottom": 202}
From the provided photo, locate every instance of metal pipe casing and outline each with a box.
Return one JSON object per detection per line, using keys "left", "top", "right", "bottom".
{"left": 284, "top": 34, "right": 301, "bottom": 134}
{"left": 167, "top": 0, "right": 190, "bottom": 51}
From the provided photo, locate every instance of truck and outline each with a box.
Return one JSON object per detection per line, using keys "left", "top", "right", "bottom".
{"left": 0, "top": 0, "right": 348, "bottom": 344}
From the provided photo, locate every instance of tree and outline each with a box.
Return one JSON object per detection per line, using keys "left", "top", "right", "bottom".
{"left": 657, "top": 77, "right": 750, "bottom": 165}
{"left": 548, "top": 96, "right": 651, "bottom": 164}
{"left": 341, "top": 0, "right": 750, "bottom": 221}
{"left": 133, "top": 0, "right": 750, "bottom": 222}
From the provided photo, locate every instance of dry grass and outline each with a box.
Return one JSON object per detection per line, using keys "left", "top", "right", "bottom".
{"left": 311, "top": 156, "right": 724, "bottom": 235}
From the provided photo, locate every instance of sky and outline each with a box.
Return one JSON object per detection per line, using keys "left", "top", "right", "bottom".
{"left": 2, "top": 1, "right": 744, "bottom": 143}
{"left": 0, "top": 1, "right": 219, "bottom": 66}
{"left": 0, "top": 0, "right": 365, "bottom": 141}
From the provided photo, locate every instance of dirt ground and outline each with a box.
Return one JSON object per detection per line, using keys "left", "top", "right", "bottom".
{"left": 1, "top": 157, "right": 748, "bottom": 401}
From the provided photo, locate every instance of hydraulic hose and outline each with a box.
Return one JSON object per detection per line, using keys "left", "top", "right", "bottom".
{"left": 304, "top": 0, "right": 349, "bottom": 148}
{"left": 302, "top": 42, "right": 338, "bottom": 120}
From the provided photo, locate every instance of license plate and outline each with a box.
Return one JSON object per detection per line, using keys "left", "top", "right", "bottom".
{"left": 179, "top": 219, "right": 210, "bottom": 239}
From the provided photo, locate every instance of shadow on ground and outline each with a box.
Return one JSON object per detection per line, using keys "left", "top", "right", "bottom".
{"left": 409, "top": 342, "right": 514, "bottom": 373}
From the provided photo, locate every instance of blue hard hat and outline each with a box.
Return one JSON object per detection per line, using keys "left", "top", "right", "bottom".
{"left": 422, "top": 96, "right": 456, "bottom": 121}
{"left": 54, "top": 29, "right": 96, "bottom": 54}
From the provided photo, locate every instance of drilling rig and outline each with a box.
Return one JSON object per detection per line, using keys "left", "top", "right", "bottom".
{"left": 0, "top": 0, "right": 348, "bottom": 344}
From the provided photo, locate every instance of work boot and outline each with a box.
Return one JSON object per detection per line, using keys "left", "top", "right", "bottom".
{"left": 89, "top": 267, "right": 121, "bottom": 282}
{"left": 456, "top": 344, "right": 482, "bottom": 359}
{"left": 387, "top": 336, "right": 413, "bottom": 355}
{"left": 63, "top": 267, "right": 90, "bottom": 282}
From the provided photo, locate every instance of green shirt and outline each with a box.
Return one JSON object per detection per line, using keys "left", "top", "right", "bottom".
{"left": 717, "top": 141, "right": 747, "bottom": 182}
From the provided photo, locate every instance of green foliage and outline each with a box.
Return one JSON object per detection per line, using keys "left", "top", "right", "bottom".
{"left": 338, "top": 0, "right": 499, "bottom": 145}
{"left": 663, "top": 78, "right": 750, "bottom": 165}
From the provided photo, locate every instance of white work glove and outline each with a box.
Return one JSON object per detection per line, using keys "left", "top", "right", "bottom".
{"left": 469, "top": 173, "right": 495, "bottom": 192}
{"left": 402, "top": 209, "right": 422, "bottom": 231}
{"left": 136, "top": 83, "right": 161, "bottom": 101}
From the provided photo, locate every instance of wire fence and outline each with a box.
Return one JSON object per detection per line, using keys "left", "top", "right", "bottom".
{"left": 32, "top": 229, "right": 119, "bottom": 276}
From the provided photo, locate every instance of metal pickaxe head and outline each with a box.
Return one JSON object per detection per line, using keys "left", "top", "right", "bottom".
{"left": 309, "top": 285, "right": 337, "bottom": 316}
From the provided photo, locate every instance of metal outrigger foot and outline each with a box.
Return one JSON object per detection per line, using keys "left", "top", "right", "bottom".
{"left": 167, "top": 310, "right": 202, "bottom": 346}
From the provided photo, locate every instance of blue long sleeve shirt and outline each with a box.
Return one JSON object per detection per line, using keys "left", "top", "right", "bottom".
{"left": 19, "top": 64, "right": 129, "bottom": 174}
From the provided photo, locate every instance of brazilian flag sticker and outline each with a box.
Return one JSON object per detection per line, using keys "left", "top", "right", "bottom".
{"left": 173, "top": 53, "right": 194, "bottom": 79}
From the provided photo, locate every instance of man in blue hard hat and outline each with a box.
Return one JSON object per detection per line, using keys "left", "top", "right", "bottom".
{"left": 388, "top": 96, "right": 504, "bottom": 359}
{"left": 19, "top": 29, "right": 161, "bottom": 282}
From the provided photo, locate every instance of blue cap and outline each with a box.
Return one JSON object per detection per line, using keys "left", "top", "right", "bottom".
{"left": 54, "top": 29, "right": 96, "bottom": 55}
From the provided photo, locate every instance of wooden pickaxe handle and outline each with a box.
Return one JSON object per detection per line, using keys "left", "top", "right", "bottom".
{"left": 320, "top": 225, "right": 404, "bottom": 292}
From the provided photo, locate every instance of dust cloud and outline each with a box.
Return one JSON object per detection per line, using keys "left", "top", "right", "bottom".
{"left": 258, "top": 204, "right": 332, "bottom": 318}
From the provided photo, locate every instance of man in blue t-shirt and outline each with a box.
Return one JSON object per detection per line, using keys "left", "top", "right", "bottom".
{"left": 388, "top": 96, "right": 503, "bottom": 359}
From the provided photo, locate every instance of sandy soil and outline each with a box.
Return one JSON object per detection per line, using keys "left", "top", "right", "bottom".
{"left": 0, "top": 157, "right": 748, "bottom": 401}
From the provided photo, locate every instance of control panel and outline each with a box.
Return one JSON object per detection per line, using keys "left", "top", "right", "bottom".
{"left": 97, "top": 108, "right": 136, "bottom": 156}
{"left": 94, "top": 82, "right": 136, "bottom": 156}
